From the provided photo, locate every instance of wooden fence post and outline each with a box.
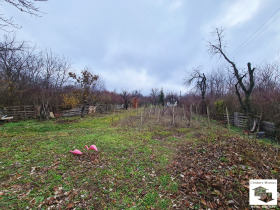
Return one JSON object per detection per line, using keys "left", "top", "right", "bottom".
{"left": 172, "top": 105, "right": 175, "bottom": 125}
{"left": 226, "top": 107, "right": 230, "bottom": 130}
{"left": 189, "top": 105, "right": 192, "bottom": 126}
{"left": 234, "top": 112, "right": 239, "bottom": 127}
{"left": 182, "top": 105, "right": 186, "bottom": 119}
{"left": 207, "top": 106, "right": 210, "bottom": 124}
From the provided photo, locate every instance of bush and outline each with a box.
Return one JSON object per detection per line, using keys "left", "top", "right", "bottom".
{"left": 214, "top": 99, "right": 225, "bottom": 120}
{"left": 61, "top": 93, "right": 79, "bottom": 109}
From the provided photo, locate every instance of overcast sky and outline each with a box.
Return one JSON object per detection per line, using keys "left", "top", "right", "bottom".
{"left": 2, "top": 0, "right": 280, "bottom": 95}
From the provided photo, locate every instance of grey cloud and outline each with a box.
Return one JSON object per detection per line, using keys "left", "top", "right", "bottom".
{"left": 2, "top": 0, "right": 280, "bottom": 95}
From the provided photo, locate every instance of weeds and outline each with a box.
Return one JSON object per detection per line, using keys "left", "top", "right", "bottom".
{"left": 1, "top": 108, "right": 279, "bottom": 209}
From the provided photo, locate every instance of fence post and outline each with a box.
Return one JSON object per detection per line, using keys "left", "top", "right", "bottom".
{"left": 182, "top": 105, "right": 186, "bottom": 119}
{"left": 172, "top": 105, "right": 175, "bottom": 125}
{"left": 226, "top": 107, "right": 230, "bottom": 130}
{"left": 207, "top": 106, "right": 210, "bottom": 124}
{"left": 189, "top": 105, "right": 192, "bottom": 126}
{"left": 234, "top": 112, "right": 239, "bottom": 127}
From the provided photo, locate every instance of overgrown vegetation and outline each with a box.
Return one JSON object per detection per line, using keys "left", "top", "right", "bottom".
{"left": 0, "top": 3, "right": 279, "bottom": 208}
{"left": 0, "top": 110, "right": 279, "bottom": 209}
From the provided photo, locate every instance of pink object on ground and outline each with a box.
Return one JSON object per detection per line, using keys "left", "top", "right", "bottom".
{"left": 70, "top": 149, "right": 83, "bottom": 155}
{"left": 85, "top": 145, "right": 98, "bottom": 151}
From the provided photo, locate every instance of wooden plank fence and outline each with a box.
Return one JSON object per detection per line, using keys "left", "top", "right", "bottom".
{"left": 3, "top": 105, "right": 37, "bottom": 119}
{"left": 224, "top": 112, "right": 279, "bottom": 139}
{"left": 60, "top": 104, "right": 122, "bottom": 117}
{"left": 2, "top": 104, "right": 124, "bottom": 119}
{"left": 224, "top": 112, "right": 248, "bottom": 128}
{"left": 262, "top": 121, "right": 277, "bottom": 137}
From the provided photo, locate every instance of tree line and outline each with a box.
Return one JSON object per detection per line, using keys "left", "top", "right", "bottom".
{"left": 1, "top": 1, "right": 279, "bottom": 127}
{"left": 185, "top": 28, "right": 280, "bottom": 127}
{"left": 2, "top": 30, "right": 279, "bottom": 126}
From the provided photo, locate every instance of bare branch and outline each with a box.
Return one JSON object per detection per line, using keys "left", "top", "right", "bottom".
{"left": 208, "top": 27, "right": 256, "bottom": 116}
{"left": 0, "top": 0, "right": 47, "bottom": 30}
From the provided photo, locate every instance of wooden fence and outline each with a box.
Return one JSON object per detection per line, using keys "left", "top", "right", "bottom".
{"left": 2, "top": 104, "right": 124, "bottom": 119}
{"left": 2, "top": 105, "right": 38, "bottom": 119}
{"left": 262, "top": 121, "right": 277, "bottom": 137}
{"left": 224, "top": 112, "right": 279, "bottom": 138}
{"left": 59, "top": 104, "right": 119, "bottom": 117}
{"left": 223, "top": 112, "right": 248, "bottom": 128}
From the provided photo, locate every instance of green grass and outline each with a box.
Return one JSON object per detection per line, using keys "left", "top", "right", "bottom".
{"left": 1, "top": 111, "right": 278, "bottom": 209}
{"left": 219, "top": 156, "right": 229, "bottom": 163}
{"left": 0, "top": 111, "right": 188, "bottom": 209}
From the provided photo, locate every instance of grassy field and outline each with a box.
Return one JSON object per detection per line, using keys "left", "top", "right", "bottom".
{"left": 0, "top": 109, "right": 279, "bottom": 209}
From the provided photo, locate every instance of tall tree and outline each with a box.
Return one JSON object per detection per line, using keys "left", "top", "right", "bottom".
{"left": 158, "top": 89, "right": 165, "bottom": 106}
{"left": 208, "top": 28, "right": 255, "bottom": 117}
{"left": 165, "top": 92, "right": 179, "bottom": 106}
{"left": 120, "top": 89, "right": 130, "bottom": 110}
{"left": 0, "top": 35, "right": 28, "bottom": 105}
{"left": 185, "top": 67, "right": 207, "bottom": 115}
{"left": 207, "top": 67, "right": 227, "bottom": 98}
{"left": 131, "top": 90, "right": 142, "bottom": 98}
{"left": 69, "top": 69, "right": 98, "bottom": 117}
{"left": 150, "top": 88, "right": 159, "bottom": 105}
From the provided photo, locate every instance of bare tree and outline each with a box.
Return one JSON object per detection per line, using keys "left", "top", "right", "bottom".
{"left": 0, "top": 35, "right": 29, "bottom": 105}
{"left": 255, "top": 62, "right": 279, "bottom": 91}
{"left": 150, "top": 88, "right": 159, "bottom": 105}
{"left": 207, "top": 67, "right": 227, "bottom": 98}
{"left": 120, "top": 89, "right": 130, "bottom": 110}
{"left": 92, "top": 76, "right": 106, "bottom": 92}
{"left": 252, "top": 62, "right": 280, "bottom": 123}
{"left": 165, "top": 92, "right": 179, "bottom": 106}
{"left": 0, "top": 36, "right": 72, "bottom": 109}
{"left": 0, "top": 34, "right": 25, "bottom": 51}
{"left": 131, "top": 90, "right": 142, "bottom": 98}
{"left": 208, "top": 28, "right": 255, "bottom": 117}
{"left": 41, "top": 50, "right": 70, "bottom": 90}
{"left": 0, "top": 0, "right": 47, "bottom": 30}
{"left": 35, "top": 50, "right": 71, "bottom": 115}
{"left": 185, "top": 67, "right": 207, "bottom": 115}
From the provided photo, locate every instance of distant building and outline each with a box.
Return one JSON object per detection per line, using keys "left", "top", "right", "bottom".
{"left": 166, "top": 101, "right": 177, "bottom": 107}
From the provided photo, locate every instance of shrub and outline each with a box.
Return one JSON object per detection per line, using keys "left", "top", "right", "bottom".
{"left": 61, "top": 93, "right": 79, "bottom": 109}
{"left": 214, "top": 99, "right": 225, "bottom": 120}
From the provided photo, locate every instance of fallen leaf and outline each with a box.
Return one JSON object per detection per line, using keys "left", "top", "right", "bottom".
{"left": 201, "top": 198, "right": 206, "bottom": 206}
{"left": 67, "top": 203, "right": 74, "bottom": 209}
